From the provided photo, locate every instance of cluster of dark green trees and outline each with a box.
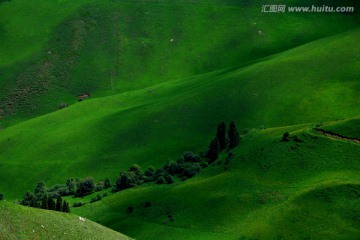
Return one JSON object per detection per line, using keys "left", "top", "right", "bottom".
{"left": 206, "top": 121, "right": 240, "bottom": 162}
{"left": 20, "top": 177, "right": 113, "bottom": 211}
{"left": 113, "top": 121, "right": 240, "bottom": 191}
{"left": 113, "top": 152, "right": 206, "bottom": 191}
{"left": 20, "top": 182, "right": 70, "bottom": 213}
{"left": 19, "top": 121, "right": 240, "bottom": 208}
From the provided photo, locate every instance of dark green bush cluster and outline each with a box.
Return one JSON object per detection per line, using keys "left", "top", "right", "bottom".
{"left": 73, "top": 202, "right": 84, "bottom": 208}
{"left": 19, "top": 176, "right": 113, "bottom": 211}
{"left": 90, "top": 194, "right": 102, "bottom": 203}
{"left": 281, "top": 132, "right": 290, "bottom": 142}
{"left": 75, "top": 177, "right": 95, "bottom": 197}
{"left": 18, "top": 121, "right": 241, "bottom": 208}
{"left": 281, "top": 132, "right": 304, "bottom": 143}
{"left": 21, "top": 189, "right": 70, "bottom": 213}
{"left": 114, "top": 164, "right": 144, "bottom": 191}
{"left": 47, "top": 184, "right": 70, "bottom": 198}
{"left": 29, "top": 178, "right": 97, "bottom": 199}
{"left": 112, "top": 151, "right": 207, "bottom": 192}
{"left": 0, "top": 193, "right": 3, "bottom": 201}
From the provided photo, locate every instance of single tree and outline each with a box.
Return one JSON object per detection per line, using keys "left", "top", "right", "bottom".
{"left": 145, "top": 166, "right": 156, "bottom": 177}
{"left": 216, "top": 122, "right": 228, "bottom": 151}
{"left": 206, "top": 137, "right": 220, "bottom": 163}
{"left": 62, "top": 201, "right": 70, "bottom": 213}
{"left": 104, "top": 178, "right": 112, "bottom": 189}
{"left": 75, "top": 177, "right": 95, "bottom": 197}
{"left": 34, "top": 181, "right": 47, "bottom": 200}
{"left": 0, "top": 193, "right": 3, "bottom": 201}
{"left": 56, "top": 196, "right": 62, "bottom": 211}
{"left": 47, "top": 197, "right": 56, "bottom": 210}
{"left": 228, "top": 121, "right": 240, "bottom": 149}
{"left": 281, "top": 132, "right": 290, "bottom": 142}
{"left": 129, "top": 164, "right": 143, "bottom": 178}
{"left": 41, "top": 195, "right": 49, "bottom": 209}
{"left": 66, "top": 178, "right": 77, "bottom": 195}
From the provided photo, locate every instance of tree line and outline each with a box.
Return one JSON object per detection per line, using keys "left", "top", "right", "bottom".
{"left": 20, "top": 182, "right": 70, "bottom": 213}
{"left": 19, "top": 121, "right": 240, "bottom": 210}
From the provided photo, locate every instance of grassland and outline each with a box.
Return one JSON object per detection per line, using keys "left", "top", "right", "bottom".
{"left": 72, "top": 122, "right": 360, "bottom": 240}
{"left": 0, "top": 201, "right": 131, "bottom": 239}
{"left": 319, "top": 118, "right": 360, "bottom": 139}
{"left": 1, "top": 28, "right": 360, "bottom": 200}
{"left": 0, "top": 0, "right": 359, "bottom": 125}
{"left": 0, "top": 0, "right": 360, "bottom": 239}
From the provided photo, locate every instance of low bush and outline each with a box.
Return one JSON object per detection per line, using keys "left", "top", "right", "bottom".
{"left": 90, "top": 194, "right": 102, "bottom": 203}
{"left": 282, "top": 132, "right": 290, "bottom": 142}
{"left": 127, "top": 206, "right": 134, "bottom": 213}
{"left": 73, "top": 202, "right": 84, "bottom": 207}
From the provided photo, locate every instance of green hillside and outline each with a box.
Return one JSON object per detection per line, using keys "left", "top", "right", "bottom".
{"left": 1, "top": 28, "right": 360, "bottom": 200}
{"left": 0, "top": 1, "right": 360, "bottom": 239}
{"left": 0, "top": 0, "right": 359, "bottom": 125}
{"left": 0, "top": 201, "right": 131, "bottom": 239}
{"left": 72, "top": 121, "right": 360, "bottom": 240}
{"left": 318, "top": 118, "right": 360, "bottom": 139}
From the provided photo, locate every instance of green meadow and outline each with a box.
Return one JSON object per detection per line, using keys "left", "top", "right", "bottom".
{"left": 0, "top": 201, "right": 131, "bottom": 239}
{"left": 0, "top": 0, "right": 359, "bottom": 239}
{"left": 1, "top": 0, "right": 359, "bottom": 125}
{"left": 73, "top": 122, "right": 360, "bottom": 239}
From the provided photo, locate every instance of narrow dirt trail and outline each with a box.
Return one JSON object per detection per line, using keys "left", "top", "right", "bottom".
{"left": 314, "top": 128, "right": 360, "bottom": 144}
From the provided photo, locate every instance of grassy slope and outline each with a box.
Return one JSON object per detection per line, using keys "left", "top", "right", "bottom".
{"left": 0, "top": 201, "right": 131, "bottom": 240}
{"left": 0, "top": 28, "right": 360, "bottom": 200}
{"left": 73, "top": 122, "right": 360, "bottom": 240}
{"left": 320, "top": 118, "right": 360, "bottom": 139}
{"left": 0, "top": 0, "right": 359, "bottom": 125}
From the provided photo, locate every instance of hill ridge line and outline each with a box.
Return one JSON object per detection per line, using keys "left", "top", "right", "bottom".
{"left": 111, "top": 27, "right": 360, "bottom": 99}
{"left": 314, "top": 128, "right": 360, "bottom": 144}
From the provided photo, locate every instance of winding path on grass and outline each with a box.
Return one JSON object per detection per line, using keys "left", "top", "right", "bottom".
{"left": 314, "top": 128, "right": 360, "bottom": 144}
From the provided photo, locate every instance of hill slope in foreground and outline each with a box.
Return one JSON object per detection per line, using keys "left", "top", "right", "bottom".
{"left": 0, "top": 28, "right": 360, "bottom": 199}
{"left": 73, "top": 119, "right": 360, "bottom": 240}
{"left": 0, "top": 201, "right": 131, "bottom": 240}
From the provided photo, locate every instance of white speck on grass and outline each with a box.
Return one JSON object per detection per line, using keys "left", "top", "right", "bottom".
{"left": 170, "top": 39, "right": 174, "bottom": 42}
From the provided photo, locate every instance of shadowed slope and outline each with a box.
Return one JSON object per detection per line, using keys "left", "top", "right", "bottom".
{"left": 0, "top": 29, "right": 360, "bottom": 199}
{"left": 73, "top": 120, "right": 360, "bottom": 240}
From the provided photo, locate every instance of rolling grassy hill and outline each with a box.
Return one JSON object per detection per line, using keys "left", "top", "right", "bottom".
{"left": 0, "top": 0, "right": 359, "bottom": 125}
{"left": 0, "top": 201, "right": 131, "bottom": 239}
{"left": 1, "top": 27, "right": 360, "bottom": 200}
{"left": 0, "top": 1, "right": 360, "bottom": 239}
{"left": 72, "top": 121, "right": 360, "bottom": 240}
